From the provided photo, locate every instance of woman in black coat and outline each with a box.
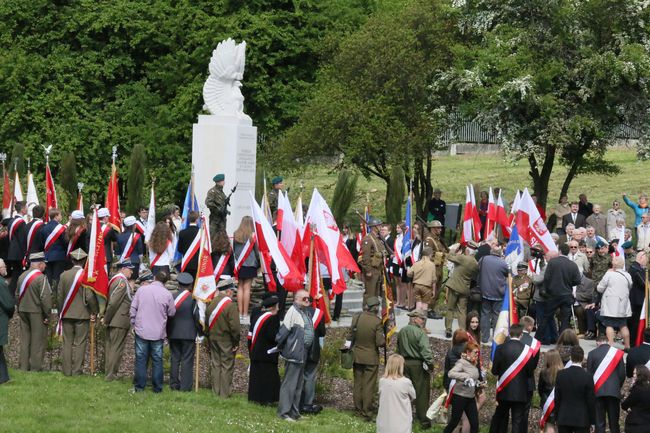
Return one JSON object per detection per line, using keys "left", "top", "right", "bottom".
{"left": 622, "top": 365, "right": 650, "bottom": 433}
{"left": 247, "top": 295, "right": 281, "bottom": 405}
{"left": 0, "top": 261, "right": 15, "bottom": 385}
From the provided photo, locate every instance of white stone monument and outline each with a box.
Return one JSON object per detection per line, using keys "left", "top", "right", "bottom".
{"left": 192, "top": 38, "right": 257, "bottom": 235}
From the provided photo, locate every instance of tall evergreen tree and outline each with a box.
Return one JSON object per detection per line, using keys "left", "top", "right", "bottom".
{"left": 127, "top": 144, "right": 146, "bottom": 214}
{"left": 59, "top": 151, "right": 78, "bottom": 212}
{"left": 385, "top": 165, "right": 405, "bottom": 226}
{"left": 331, "top": 169, "right": 358, "bottom": 226}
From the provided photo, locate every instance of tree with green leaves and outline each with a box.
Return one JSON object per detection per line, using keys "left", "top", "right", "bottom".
{"left": 385, "top": 165, "right": 405, "bottom": 225}
{"left": 279, "top": 0, "right": 458, "bottom": 217}
{"left": 331, "top": 169, "right": 359, "bottom": 226}
{"left": 59, "top": 151, "right": 78, "bottom": 212}
{"left": 437, "top": 0, "right": 650, "bottom": 208}
{"left": 127, "top": 144, "right": 147, "bottom": 214}
{"left": 9, "top": 142, "right": 25, "bottom": 179}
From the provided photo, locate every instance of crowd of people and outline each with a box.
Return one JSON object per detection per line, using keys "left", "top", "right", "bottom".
{"left": 1, "top": 178, "right": 650, "bottom": 433}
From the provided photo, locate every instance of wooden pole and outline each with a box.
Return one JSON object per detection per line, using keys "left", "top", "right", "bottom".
{"left": 194, "top": 340, "right": 200, "bottom": 392}
{"left": 89, "top": 320, "right": 95, "bottom": 374}
{"left": 307, "top": 225, "right": 315, "bottom": 296}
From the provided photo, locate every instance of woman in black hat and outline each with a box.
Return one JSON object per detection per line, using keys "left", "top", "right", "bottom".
{"left": 247, "top": 295, "right": 281, "bottom": 405}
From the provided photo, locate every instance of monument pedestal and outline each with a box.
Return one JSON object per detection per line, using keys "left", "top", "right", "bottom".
{"left": 192, "top": 114, "right": 257, "bottom": 235}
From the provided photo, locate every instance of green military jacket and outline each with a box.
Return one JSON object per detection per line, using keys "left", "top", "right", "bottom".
{"left": 360, "top": 232, "right": 386, "bottom": 272}
{"left": 590, "top": 253, "right": 612, "bottom": 284}
{"left": 205, "top": 292, "right": 240, "bottom": 346}
{"left": 445, "top": 253, "right": 478, "bottom": 296}
{"left": 512, "top": 274, "right": 532, "bottom": 307}
{"left": 423, "top": 231, "right": 449, "bottom": 266}
{"left": 349, "top": 311, "right": 384, "bottom": 366}
{"left": 206, "top": 184, "right": 228, "bottom": 220}
{"left": 104, "top": 274, "right": 132, "bottom": 329}
{"left": 58, "top": 266, "right": 99, "bottom": 320}
{"left": 16, "top": 269, "right": 52, "bottom": 316}
{"left": 396, "top": 324, "right": 433, "bottom": 366}
{"left": 267, "top": 188, "right": 280, "bottom": 214}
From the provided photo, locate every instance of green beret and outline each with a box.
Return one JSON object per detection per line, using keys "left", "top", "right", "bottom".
{"left": 213, "top": 174, "right": 225, "bottom": 182}
{"left": 621, "top": 241, "right": 633, "bottom": 249}
{"left": 271, "top": 176, "right": 283, "bottom": 185}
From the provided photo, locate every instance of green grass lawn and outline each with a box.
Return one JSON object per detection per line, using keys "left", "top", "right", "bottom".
{"left": 0, "top": 369, "right": 378, "bottom": 433}
{"left": 291, "top": 147, "right": 647, "bottom": 226}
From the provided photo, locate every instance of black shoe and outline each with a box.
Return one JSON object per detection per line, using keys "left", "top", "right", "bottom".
{"left": 445, "top": 330, "right": 452, "bottom": 339}
{"left": 584, "top": 331, "right": 595, "bottom": 340}
{"left": 427, "top": 311, "right": 442, "bottom": 320}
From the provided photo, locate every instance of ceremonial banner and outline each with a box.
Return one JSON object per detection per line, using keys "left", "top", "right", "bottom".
{"left": 82, "top": 208, "right": 109, "bottom": 298}
{"left": 45, "top": 161, "right": 57, "bottom": 222}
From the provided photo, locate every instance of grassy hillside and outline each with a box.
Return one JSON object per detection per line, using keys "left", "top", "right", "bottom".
{"left": 286, "top": 147, "right": 646, "bottom": 227}
{"left": 0, "top": 369, "right": 376, "bottom": 433}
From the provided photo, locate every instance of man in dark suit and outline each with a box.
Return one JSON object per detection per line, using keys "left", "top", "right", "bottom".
{"left": 41, "top": 208, "right": 68, "bottom": 295}
{"left": 176, "top": 211, "right": 200, "bottom": 279}
{"left": 519, "top": 316, "right": 540, "bottom": 433}
{"left": 555, "top": 346, "right": 596, "bottom": 433}
{"left": 166, "top": 272, "right": 201, "bottom": 391}
{"left": 115, "top": 216, "right": 144, "bottom": 279}
{"left": 6, "top": 201, "right": 28, "bottom": 294}
{"left": 489, "top": 324, "right": 535, "bottom": 433}
{"left": 562, "top": 202, "right": 586, "bottom": 230}
{"left": 541, "top": 243, "right": 581, "bottom": 341}
{"left": 98, "top": 208, "right": 118, "bottom": 269}
{"left": 587, "top": 335, "right": 625, "bottom": 433}
{"left": 25, "top": 205, "right": 45, "bottom": 256}
{"left": 626, "top": 327, "right": 650, "bottom": 378}
{"left": 628, "top": 251, "right": 647, "bottom": 347}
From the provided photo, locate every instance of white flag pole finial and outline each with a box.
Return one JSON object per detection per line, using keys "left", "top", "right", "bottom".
{"left": 111, "top": 146, "right": 117, "bottom": 164}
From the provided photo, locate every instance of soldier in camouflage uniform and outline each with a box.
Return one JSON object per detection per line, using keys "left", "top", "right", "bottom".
{"left": 590, "top": 240, "right": 612, "bottom": 285}
{"left": 206, "top": 173, "right": 230, "bottom": 254}
{"left": 423, "top": 220, "right": 448, "bottom": 319}
{"left": 267, "top": 176, "right": 284, "bottom": 216}
{"left": 360, "top": 217, "right": 387, "bottom": 307}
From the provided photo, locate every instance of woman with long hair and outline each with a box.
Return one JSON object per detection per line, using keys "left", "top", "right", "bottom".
{"left": 444, "top": 329, "right": 468, "bottom": 392}
{"left": 233, "top": 216, "right": 259, "bottom": 319}
{"left": 444, "top": 342, "right": 481, "bottom": 433}
{"left": 622, "top": 365, "right": 650, "bottom": 433}
{"left": 555, "top": 328, "right": 580, "bottom": 364}
{"left": 538, "top": 349, "right": 563, "bottom": 433}
{"left": 377, "top": 354, "right": 416, "bottom": 433}
{"left": 462, "top": 310, "right": 486, "bottom": 433}
{"left": 148, "top": 221, "right": 174, "bottom": 276}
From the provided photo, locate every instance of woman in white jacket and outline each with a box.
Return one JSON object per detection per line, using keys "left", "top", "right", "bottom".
{"left": 596, "top": 256, "right": 633, "bottom": 349}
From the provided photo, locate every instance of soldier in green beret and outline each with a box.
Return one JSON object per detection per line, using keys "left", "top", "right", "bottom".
{"left": 206, "top": 174, "right": 230, "bottom": 254}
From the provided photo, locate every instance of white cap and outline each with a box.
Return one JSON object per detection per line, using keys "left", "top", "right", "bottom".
{"left": 70, "top": 210, "right": 85, "bottom": 220}
{"left": 98, "top": 208, "right": 110, "bottom": 218}
{"left": 123, "top": 216, "right": 136, "bottom": 227}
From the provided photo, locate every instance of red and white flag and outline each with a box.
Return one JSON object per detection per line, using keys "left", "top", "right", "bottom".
{"left": 13, "top": 170, "right": 23, "bottom": 205}
{"left": 2, "top": 165, "right": 11, "bottom": 219}
{"left": 26, "top": 170, "right": 39, "bottom": 217}
{"left": 294, "top": 193, "right": 304, "bottom": 232}
{"left": 45, "top": 161, "right": 57, "bottom": 222}
{"left": 515, "top": 189, "right": 558, "bottom": 253}
{"left": 496, "top": 190, "right": 511, "bottom": 237}
{"left": 105, "top": 160, "right": 121, "bottom": 231}
{"left": 250, "top": 192, "right": 303, "bottom": 292}
{"left": 192, "top": 216, "right": 217, "bottom": 302}
{"left": 484, "top": 187, "right": 497, "bottom": 240}
{"left": 144, "top": 184, "right": 156, "bottom": 242}
{"left": 82, "top": 208, "right": 109, "bottom": 298}
{"left": 303, "top": 189, "right": 360, "bottom": 295}
{"left": 460, "top": 186, "right": 474, "bottom": 244}
{"left": 76, "top": 191, "right": 84, "bottom": 214}
{"left": 636, "top": 294, "right": 648, "bottom": 346}
{"left": 278, "top": 192, "right": 306, "bottom": 275}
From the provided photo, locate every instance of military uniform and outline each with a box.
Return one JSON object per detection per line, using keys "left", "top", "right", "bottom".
{"left": 590, "top": 253, "right": 612, "bottom": 285}
{"left": 104, "top": 273, "right": 133, "bottom": 380}
{"left": 407, "top": 256, "right": 437, "bottom": 304}
{"left": 58, "top": 265, "right": 98, "bottom": 376}
{"left": 206, "top": 292, "right": 240, "bottom": 397}
{"left": 205, "top": 184, "right": 229, "bottom": 254}
{"left": 397, "top": 320, "right": 433, "bottom": 428}
{"left": 268, "top": 188, "right": 280, "bottom": 216}
{"left": 512, "top": 273, "right": 532, "bottom": 318}
{"left": 360, "top": 231, "right": 387, "bottom": 305}
{"left": 17, "top": 268, "right": 52, "bottom": 371}
{"left": 444, "top": 253, "right": 478, "bottom": 334}
{"left": 349, "top": 307, "right": 385, "bottom": 419}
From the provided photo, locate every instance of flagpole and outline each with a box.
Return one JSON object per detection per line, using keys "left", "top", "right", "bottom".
{"left": 307, "top": 224, "right": 315, "bottom": 295}
{"left": 90, "top": 319, "right": 95, "bottom": 374}
{"left": 195, "top": 338, "right": 200, "bottom": 392}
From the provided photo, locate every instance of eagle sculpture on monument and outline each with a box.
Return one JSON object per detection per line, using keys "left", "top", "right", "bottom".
{"left": 202, "top": 38, "right": 251, "bottom": 124}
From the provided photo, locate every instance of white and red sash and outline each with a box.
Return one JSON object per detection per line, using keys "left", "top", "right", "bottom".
{"left": 150, "top": 239, "right": 172, "bottom": 267}
{"left": 496, "top": 344, "right": 533, "bottom": 393}
{"left": 108, "top": 273, "right": 132, "bottom": 300}
{"left": 393, "top": 235, "right": 403, "bottom": 266}
{"left": 102, "top": 223, "right": 112, "bottom": 238}
{"left": 234, "top": 236, "right": 256, "bottom": 276}
{"left": 207, "top": 297, "right": 233, "bottom": 331}
{"left": 593, "top": 346, "right": 624, "bottom": 393}
{"left": 444, "top": 379, "right": 456, "bottom": 408}
{"left": 180, "top": 229, "right": 201, "bottom": 272}
{"left": 355, "top": 233, "right": 362, "bottom": 254}
{"left": 249, "top": 311, "right": 273, "bottom": 352}
{"left": 66, "top": 226, "right": 87, "bottom": 257}
{"left": 213, "top": 251, "right": 231, "bottom": 281}
{"left": 9, "top": 217, "right": 25, "bottom": 241}
{"left": 539, "top": 389, "right": 555, "bottom": 427}
{"left": 25, "top": 220, "right": 44, "bottom": 254}
{"left": 312, "top": 308, "right": 324, "bottom": 329}
{"left": 17, "top": 269, "right": 43, "bottom": 302}
{"left": 56, "top": 268, "right": 85, "bottom": 335}
{"left": 119, "top": 232, "right": 141, "bottom": 263}
{"left": 174, "top": 289, "right": 192, "bottom": 309}
{"left": 528, "top": 336, "right": 541, "bottom": 357}
{"left": 44, "top": 223, "right": 66, "bottom": 252}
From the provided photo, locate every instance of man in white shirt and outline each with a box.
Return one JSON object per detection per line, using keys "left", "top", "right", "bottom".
{"left": 636, "top": 213, "right": 650, "bottom": 251}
